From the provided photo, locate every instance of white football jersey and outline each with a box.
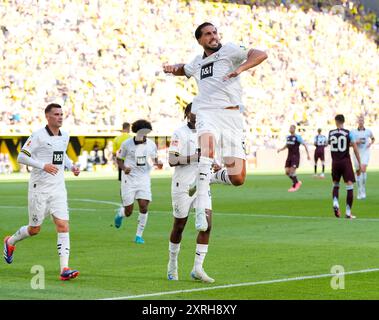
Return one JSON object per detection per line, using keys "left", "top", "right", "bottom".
{"left": 184, "top": 42, "right": 249, "bottom": 113}
{"left": 118, "top": 137, "right": 157, "bottom": 186}
{"left": 20, "top": 126, "right": 70, "bottom": 193}
{"left": 168, "top": 124, "right": 198, "bottom": 193}
{"left": 351, "top": 128, "right": 373, "bottom": 151}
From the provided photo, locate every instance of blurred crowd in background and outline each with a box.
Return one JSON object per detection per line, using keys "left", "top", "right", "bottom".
{"left": 0, "top": 0, "right": 378, "bottom": 150}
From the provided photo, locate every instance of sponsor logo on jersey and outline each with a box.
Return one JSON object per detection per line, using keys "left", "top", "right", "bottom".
{"left": 200, "top": 62, "right": 214, "bottom": 80}
{"left": 52, "top": 151, "right": 64, "bottom": 165}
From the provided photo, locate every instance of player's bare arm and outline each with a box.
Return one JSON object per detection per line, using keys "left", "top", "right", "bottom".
{"left": 277, "top": 145, "right": 287, "bottom": 153}
{"left": 168, "top": 151, "right": 199, "bottom": 167}
{"left": 154, "top": 157, "right": 164, "bottom": 169}
{"left": 116, "top": 158, "right": 131, "bottom": 174}
{"left": 225, "top": 49, "right": 268, "bottom": 80}
{"left": 368, "top": 135, "right": 375, "bottom": 148}
{"left": 303, "top": 143, "right": 311, "bottom": 160}
{"left": 162, "top": 63, "right": 186, "bottom": 76}
{"left": 352, "top": 142, "right": 362, "bottom": 174}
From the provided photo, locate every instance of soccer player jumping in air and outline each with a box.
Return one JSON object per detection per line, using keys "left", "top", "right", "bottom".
{"left": 163, "top": 22, "right": 267, "bottom": 232}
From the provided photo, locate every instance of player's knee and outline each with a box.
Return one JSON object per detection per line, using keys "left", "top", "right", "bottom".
{"left": 56, "top": 222, "right": 69, "bottom": 233}
{"left": 125, "top": 209, "right": 133, "bottom": 217}
{"left": 28, "top": 226, "right": 40, "bottom": 236}
{"left": 173, "top": 223, "right": 185, "bottom": 235}
{"left": 230, "top": 175, "right": 245, "bottom": 186}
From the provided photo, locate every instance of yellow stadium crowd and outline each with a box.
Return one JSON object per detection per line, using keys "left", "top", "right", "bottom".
{"left": 0, "top": 0, "right": 378, "bottom": 148}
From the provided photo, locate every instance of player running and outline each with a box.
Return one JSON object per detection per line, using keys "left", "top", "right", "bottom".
{"left": 313, "top": 128, "right": 328, "bottom": 178}
{"left": 351, "top": 116, "right": 375, "bottom": 199}
{"left": 277, "top": 125, "right": 310, "bottom": 192}
{"left": 167, "top": 103, "right": 214, "bottom": 283}
{"left": 113, "top": 120, "right": 162, "bottom": 244}
{"left": 3, "top": 103, "right": 80, "bottom": 281}
{"left": 163, "top": 22, "right": 267, "bottom": 233}
{"left": 328, "top": 114, "right": 361, "bottom": 219}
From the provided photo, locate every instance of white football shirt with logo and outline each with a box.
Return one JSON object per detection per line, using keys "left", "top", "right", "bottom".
{"left": 168, "top": 124, "right": 198, "bottom": 193}
{"left": 184, "top": 42, "right": 249, "bottom": 113}
{"left": 118, "top": 137, "right": 157, "bottom": 187}
{"left": 20, "top": 126, "right": 70, "bottom": 193}
{"left": 351, "top": 128, "right": 373, "bottom": 151}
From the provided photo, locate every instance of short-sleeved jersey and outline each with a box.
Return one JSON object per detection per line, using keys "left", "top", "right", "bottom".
{"left": 184, "top": 42, "right": 249, "bottom": 113}
{"left": 20, "top": 126, "right": 70, "bottom": 193}
{"left": 350, "top": 128, "right": 373, "bottom": 151}
{"left": 118, "top": 137, "right": 157, "bottom": 186}
{"left": 328, "top": 128, "right": 354, "bottom": 161}
{"left": 113, "top": 133, "right": 130, "bottom": 155}
{"left": 168, "top": 124, "right": 198, "bottom": 193}
{"left": 314, "top": 134, "right": 327, "bottom": 149}
{"left": 286, "top": 134, "right": 304, "bottom": 157}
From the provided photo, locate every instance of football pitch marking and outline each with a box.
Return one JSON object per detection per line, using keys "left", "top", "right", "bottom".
{"left": 68, "top": 199, "right": 379, "bottom": 222}
{"left": 99, "top": 267, "right": 379, "bottom": 300}
{"left": 3, "top": 199, "right": 379, "bottom": 222}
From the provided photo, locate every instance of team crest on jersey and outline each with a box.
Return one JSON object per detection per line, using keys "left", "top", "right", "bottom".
{"left": 200, "top": 62, "right": 214, "bottom": 80}
{"left": 171, "top": 140, "right": 179, "bottom": 147}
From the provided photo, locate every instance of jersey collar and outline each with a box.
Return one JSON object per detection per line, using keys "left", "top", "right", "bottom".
{"left": 202, "top": 44, "right": 222, "bottom": 59}
{"left": 133, "top": 137, "right": 146, "bottom": 145}
{"left": 358, "top": 127, "right": 365, "bottom": 131}
{"left": 45, "top": 125, "right": 62, "bottom": 136}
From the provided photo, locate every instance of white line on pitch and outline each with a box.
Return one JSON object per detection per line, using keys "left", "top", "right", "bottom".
{"left": 99, "top": 267, "right": 379, "bottom": 300}
{"left": 0, "top": 205, "right": 96, "bottom": 212}
{"left": 67, "top": 198, "right": 379, "bottom": 222}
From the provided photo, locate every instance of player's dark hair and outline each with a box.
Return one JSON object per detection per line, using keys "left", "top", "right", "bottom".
{"left": 184, "top": 103, "right": 192, "bottom": 119}
{"left": 45, "top": 103, "right": 62, "bottom": 114}
{"left": 195, "top": 22, "right": 215, "bottom": 40}
{"left": 335, "top": 114, "right": 345, "bottom": 123}
{"left": 131, "top": 119, "right": 152, "bottom": 133}
{"left": 122, "top": 122, "right": 130, "bottom": 130}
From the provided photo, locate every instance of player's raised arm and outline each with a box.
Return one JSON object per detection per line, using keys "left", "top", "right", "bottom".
{"left": 162, "top": 63, "right": 186, "bottom": 76}
{"left": 225, "top": 49, "right": 268, "bottom": 80}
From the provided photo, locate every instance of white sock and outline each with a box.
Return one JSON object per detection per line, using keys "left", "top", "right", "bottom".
{"left": 196, "top": 157, "right": 213, "bottom": 210}
{"left": 333, "top": 197, "right": 339, "bottom": 208}
{"left": 57, "top": 232, "right": 70, "bottom": 272}
{"left": 362, "top": 172, "right": 367, "bottom": 192}
{"left": 210, "top": 168, "right": 232, "bottom": 185}
{"left": 118, "top": 206, "right": 125, "bottom": 217}
{"left": 194, "top": 244, "right": 208, "bottom": 270}
{"left": 169, "top": 242, "right": 180, "bottom": 267}
{"left": 346, "top": 205, "right": 351, "bottom": 216}
{"left": 356, "top": 175, "right": 361, "bottom": 193}
{"left": 136, "top": 212, "right": 148, "bottom": 237}
{"left": 8, "top": 226, "right": 30, "bottom": 246}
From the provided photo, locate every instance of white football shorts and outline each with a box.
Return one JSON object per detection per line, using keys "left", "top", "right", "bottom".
{"left": 353, "top": 149, "right": 370, "bottom": 168}
{"left": 171, "top": 190, "right": 212, "bottom": 219}
{"left": 121, "top": 181, "right": 152, "bottom": 207}
{"left": 195, "top": 109, "right": 247, "bottom": 160}
{"left": 28, "top": 190, "right": 69, "bottom": 226}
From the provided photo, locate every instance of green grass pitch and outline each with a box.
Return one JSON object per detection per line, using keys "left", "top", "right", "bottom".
{"left": 0, "top": 171, "right": 378, "bottom": 300}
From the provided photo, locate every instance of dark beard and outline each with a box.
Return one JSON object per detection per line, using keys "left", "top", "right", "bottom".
{"left": 207, "top": 43, "right": 222, "bottom": 53}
